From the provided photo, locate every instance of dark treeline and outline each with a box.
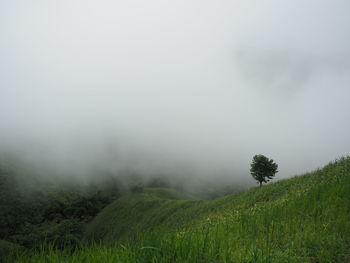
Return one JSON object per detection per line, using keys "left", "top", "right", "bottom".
{"left": 0, "top": 163, "right": 123, "bottom": 249}
{"left": 0, "top": 160, "right": 243, "bottom": 251}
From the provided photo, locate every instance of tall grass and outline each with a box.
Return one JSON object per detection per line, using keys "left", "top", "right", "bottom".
{"left": 6, "top": 157, "right": 350, "bottom": 262}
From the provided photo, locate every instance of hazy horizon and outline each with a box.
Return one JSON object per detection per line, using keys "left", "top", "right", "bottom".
{"left": 1, "top": 0, "right": 349, "bottom": 186}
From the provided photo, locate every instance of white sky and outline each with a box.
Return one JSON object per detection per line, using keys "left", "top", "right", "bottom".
{"left": 1, "top": 0, "right": 349, "bottom": 182}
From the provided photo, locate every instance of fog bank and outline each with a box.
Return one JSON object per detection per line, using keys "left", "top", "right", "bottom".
{"left": 1, "top": 0, "right": 349, "bottom": 185}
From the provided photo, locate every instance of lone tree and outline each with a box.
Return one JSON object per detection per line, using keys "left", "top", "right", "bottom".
{"left": 250, "top": 154, "right": 278, "bottom": 187}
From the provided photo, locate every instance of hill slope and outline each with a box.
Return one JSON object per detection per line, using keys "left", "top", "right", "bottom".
{"left": 82, "top": 157, "right": 350, "bottom": 262}
{"left": 11, "top": 157, "right": 350, "bottom": 262}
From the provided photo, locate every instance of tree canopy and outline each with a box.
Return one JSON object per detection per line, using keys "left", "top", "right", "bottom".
{"left": 250, "top": 155, "right": 278, "bottom": 187}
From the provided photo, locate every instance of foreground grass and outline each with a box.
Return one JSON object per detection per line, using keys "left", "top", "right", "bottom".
{"left": 7, "top": 157, "right": 350, "bottom": 262}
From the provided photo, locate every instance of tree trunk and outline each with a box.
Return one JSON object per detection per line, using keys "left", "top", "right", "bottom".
{"left": 259, "top": 182, "right": 262, "bottom": 187}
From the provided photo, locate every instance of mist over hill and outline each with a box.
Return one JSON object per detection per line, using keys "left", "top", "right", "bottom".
{"left": 1, "top": 0, "right": 350, "bottom": 187}
{"left": 1, "top": 1, "right": 349, "bottom": 262}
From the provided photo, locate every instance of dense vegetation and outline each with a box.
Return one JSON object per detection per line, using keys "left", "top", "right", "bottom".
{"left": 0, "top": 164, "right": 121, "bottom": 250}
{"left": 2, "top": 157, "right": 350, "bottom": 262}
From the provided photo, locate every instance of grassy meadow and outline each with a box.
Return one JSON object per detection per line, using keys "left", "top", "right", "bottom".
{"left": 3, "top": 157, "right": 350, "bottom": 262}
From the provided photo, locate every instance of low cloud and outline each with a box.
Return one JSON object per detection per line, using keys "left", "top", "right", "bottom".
{"left": 0, "top": 0, "right": 349, "bottom": 187}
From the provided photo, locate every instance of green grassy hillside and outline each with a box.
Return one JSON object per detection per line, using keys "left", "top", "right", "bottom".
{"left": 9, "top": 157, "right": 350, "bottom": 262}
